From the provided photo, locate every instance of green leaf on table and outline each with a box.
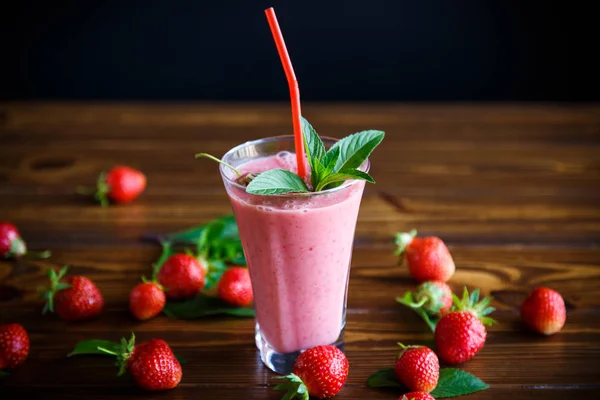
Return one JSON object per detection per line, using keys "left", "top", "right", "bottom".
{"left": 367, "top": 368, "right": 403, "bottom": 388}
{"left": 203, "top": 259, "right": 228, "bottom": 290}
{"left": 246, "top": 169, "right": 309, "bottom": 195}
{"left": 164, "top": 214, "right": 239, "bottom": 244}
{"left": 163, "top": 293, "right": 255, "bottom": 319}
{"left": 0, "top": 370, "right": 9, "bottom": 377}
{"left": 431, "top": 368, "right": 489, "bottom": 398}
{"left": 196, "top": 219, "right": 226, "bottom": 253}
{"left": 210, "top": 238, "right": 246, "bottom": 265}
{"left": 329, "top": 129, "right": 385, "bottom": 172}
{"left": 367, "top": 367, "right": 488, "bottom": 398}
{"left": 67, "top": 339, "right": 121, "bottom": 357}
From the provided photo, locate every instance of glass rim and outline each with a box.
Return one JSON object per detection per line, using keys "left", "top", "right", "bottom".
{"left": 219, "top": 135, "right": 371, "bottom": 198}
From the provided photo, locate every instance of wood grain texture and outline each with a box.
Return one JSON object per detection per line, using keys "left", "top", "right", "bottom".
{"left": 1, "top": 103, "right": 599, "bottom": 399}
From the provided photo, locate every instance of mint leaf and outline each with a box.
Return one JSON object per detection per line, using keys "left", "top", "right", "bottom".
{"left": 68, "top": 339, "right": 121, "bottom": 357}
{"left": 246, "top": 169, "right": 309, "bottom": 195}
{"left": 163, "top": 293, "right": 255, "bottom": 318}
{"left": 431, "top": 368, "right": 489, "bottom": 398}
{"left": 330, "top": 130, "right": 385, "bottom": 172}
{"left": 367, "top": 368, "right": 403, "bottom": 388}
{"left": 301, "top": 116, "right": 326, "bottom": 164}
{"left": 315, "top": 169, "right": 375, "bottom": 191}
{"left": 321, "top": 146, "right": 340, "bottom": 172}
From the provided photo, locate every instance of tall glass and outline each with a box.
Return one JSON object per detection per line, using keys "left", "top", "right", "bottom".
{"left": 219, "top": 136, "right": 368, "bottom": 374}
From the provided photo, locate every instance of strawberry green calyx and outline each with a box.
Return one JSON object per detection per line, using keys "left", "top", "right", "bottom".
{"left": 97, "top": 333, "right": 136, "bottom": 376}
{"left": 8, "top": 236, "right": 26, "bottom": 258}
{"left": 396, "top": 291, "right": 438, "bottom": 333}
{"left": 39, "top": 266, "right": 71, "bottom": 314}
{"left": 453, "top": 287, "right": 497, "bottom": 326}
{"left": 95, "top": 171, "right": 111, "bottom": 208}
{"left": 415, "top": 281, "right": 449, "bottom": 315}
{"left": 394, "top": 230, "right": 417, "bottom": 257}
{"left": 273, "top": 374, "right": 309, "bottom": 400}
{"left": 395, "top": 342, "right": 421, "bottom": 359}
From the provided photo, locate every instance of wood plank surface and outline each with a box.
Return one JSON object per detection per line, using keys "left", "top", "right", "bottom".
{"left": 1, "top": 103, "right": 599, "bottom": 399}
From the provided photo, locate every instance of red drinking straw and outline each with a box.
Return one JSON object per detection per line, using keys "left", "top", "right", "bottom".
{"left": 264, "top": 7, "right": 307, "bottom": 180}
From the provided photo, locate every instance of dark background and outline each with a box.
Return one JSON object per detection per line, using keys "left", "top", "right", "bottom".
{"left": 1, "top": 0, "right": 596, "bottom": 102}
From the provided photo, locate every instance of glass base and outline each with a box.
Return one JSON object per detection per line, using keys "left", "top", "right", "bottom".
{"left": 255, "top": 323, "right": 345, "bottom": 374}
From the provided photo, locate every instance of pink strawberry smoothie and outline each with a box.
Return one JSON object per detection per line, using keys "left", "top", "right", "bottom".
{"left": 223, "top": 152, "right": 366, "bottom": 353}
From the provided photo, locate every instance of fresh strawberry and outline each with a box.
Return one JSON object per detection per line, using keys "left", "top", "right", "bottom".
{"left": 434, "top": 288, "right": 496, "bottom": 365}
{"left": 126, "top": 337, "right": 182, "bottom": 391}
{"left": 395, "top": 230, "right": 455, "bottom": 283}
{"left": 94, "top": 165, "right": 146, "bottom": 207}
{"left": 0, "top": 222, "right": 25, "bottom": 259}
{"left": 157, "top": 254, "right": 206, "bottom": 300}
{"left": 394, "top": 343, "right": 439, "bottom": 393}
{"left": 73, "top": 333, "right": 182, "bottom": 391}
{"left": 40, "top": 266, "right": 104, "bottom": 322}
{"left": 0, "top": 222, "right": 50, "bottom": 259}
{"left": 0, "top": 323, "right": 30, "bottom": 370}
{"left": 520, "top": 287, "right": 566, "bottom": 335}
{"left": 218, "top": 267, "right": 253, "bottom": 307}
{"left": 400, "top": 392, "right": 436, "bottom": 400}
{"left": 129, "top": 281, "right": 166, "bottom": 321}
{"left": 274, "top": 345, "right": 349, "bottom": 399}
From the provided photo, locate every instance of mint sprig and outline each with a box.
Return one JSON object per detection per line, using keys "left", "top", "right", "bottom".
{"left": 196, "top": 117, "right": 383, "bottom": 195}
{"left": 301, "top": 116, "right": 384, "bottom": 192}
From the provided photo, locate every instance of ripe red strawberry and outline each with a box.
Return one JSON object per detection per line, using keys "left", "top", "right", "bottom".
{"left": 126, "top": 338, "right": 182, "bottom": 391}
{"left": 129, "top": 281, "right": 166, "bottom": 321}
{"left": 434, "top": 288, "right": 496, "bottom": 365}
{"left": 395, "top": 230, "right": 455, "bottom": 282}
{"left": 40, "top": 266, "right": 104, "bottom": 322}
{"left": 218, "top": 267, "right": 253, "bottom": 307}
{"left": 73, "top": 333, "right": 182, "bottom": 391}
{"left": 521, "top": 287, "right": 566, "bottom": 335}
{"left": 394, "top": 343, "right": 439, "bottom": 393}
{"left": 274, "top": 345, "right": 349, "bottom": 399}
{"left": 157, "top": 254, "right": 206, "bottom": 300}
{"left": 0, "top": 323, "right": 30, "bottom": 369}
{"left": 400, "top": 392, "right": 436, "bottom": 400}
{"left": 94, "top": 165, "right": 146, "bottom": 207}
{"left": 0, "top": 222, "right": 50, "bottom": 259}
{"left": 0, "top": 222, "right": 26, "bottom": 259}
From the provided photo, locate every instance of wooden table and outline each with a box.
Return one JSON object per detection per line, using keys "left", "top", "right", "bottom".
{"left": 1, "top": 103, "right": 599, "bottom": 399}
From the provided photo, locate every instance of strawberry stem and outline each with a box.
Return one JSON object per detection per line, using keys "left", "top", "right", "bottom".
{"left": 151, "top": 241, "right": 172, "bottom": 282}
{"left": 9, "top": 237, "right": 27, "bottom": 257}
{"left": 113, "top": 333, "right": 136, "bottom": 377}
{"left": 195, "top": 153, "right": 242, "bottom": 177}
{"left": 94, "top": 171, "right": 110, "bottom": 208}
{"left": 39, "top": 266, "right": 71, "bottom": 314}
{"left": 394, "top": 229, "right": 417, "bottom": 257}
{"left": 24, "top": 249, "right": 52, "bottom": 259}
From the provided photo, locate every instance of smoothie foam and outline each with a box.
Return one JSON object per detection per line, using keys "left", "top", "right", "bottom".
{"left": 224, "top": 152, "right": 365, "bottom": 353}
